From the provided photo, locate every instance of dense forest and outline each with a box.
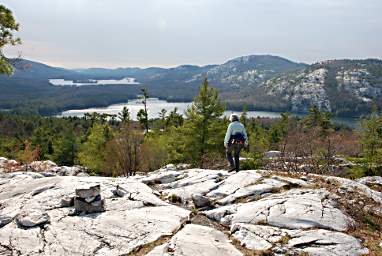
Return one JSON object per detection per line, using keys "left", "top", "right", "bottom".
{"left": 1, "top": 79, "right": 382, "bottom": 179}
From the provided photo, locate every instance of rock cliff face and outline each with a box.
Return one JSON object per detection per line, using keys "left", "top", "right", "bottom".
{"left": 0, "top": 160, "right": 381, "bottom": 255}
{"left": 262, "top": 59, "right": 382, "bottom": 115}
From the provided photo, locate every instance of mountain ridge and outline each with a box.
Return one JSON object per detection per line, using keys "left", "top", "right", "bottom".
{"left": 1, "top": 55, "right": 382, "bottom": 116}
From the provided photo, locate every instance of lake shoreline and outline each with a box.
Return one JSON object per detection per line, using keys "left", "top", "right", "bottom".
{"left": 54, "top": 97, "right": 366, "bottom": 118}
{"left": 57, "top": 98, "right": 361, "bottom": 128}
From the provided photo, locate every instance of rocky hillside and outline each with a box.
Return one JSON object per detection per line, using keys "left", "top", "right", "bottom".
{"left": 196, "top": 55, "right": 306, "bottom": 88}
{"left": 2, "top": 56, "right": 382, "bottom": 116}
{"left": 0, "top": 157, "right": 381, "bottom": 255}
{"left": 261, "top": 59, "right": 382, "bottom": 115}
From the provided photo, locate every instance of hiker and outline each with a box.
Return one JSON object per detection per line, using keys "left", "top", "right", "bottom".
{"left": 224, "top": 114, "right": 248, "bottom": 172}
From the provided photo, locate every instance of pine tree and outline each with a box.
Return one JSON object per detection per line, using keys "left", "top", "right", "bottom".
{"left": 181, "top": 78, "right": 225, "bottom": 166}
{"left": 166, "top": 108, "right": 184, "bottom": 128}
{"left": 0, "top": 4, "right": 21, "bottom": 75}
{"left": 361, "top": 113, "right": 382, "bottom": 172}
{"left": 158, "top": 108, "right": 167, "bottom": 130}
{"left": 78, "top": 123, "right": 112, "bottom": 173}
{"left": 118, "top": 106, "right": 130, "bottom": 124}
{"left": 53, "top": 130, "right": 77, "bottom": 166}
{"left": 138, "top": 88, "right": 149, "bottom": 133}
{"left": 240, "top": 105, "right": 248, "bottom": 126}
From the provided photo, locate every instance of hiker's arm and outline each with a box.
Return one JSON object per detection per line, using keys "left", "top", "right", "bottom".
{"left": 243, "top": 126, "right": 249, "bottom": 145}
{"left": 224, "top": 124, "right": 232, "bottom": 147}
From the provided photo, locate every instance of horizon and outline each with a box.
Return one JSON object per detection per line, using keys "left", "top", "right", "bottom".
{"left": 18, "top": 54, "right": 382, "bottom": 70}
{"left": 2, "top": 0, "right": 382, "bottom": 69}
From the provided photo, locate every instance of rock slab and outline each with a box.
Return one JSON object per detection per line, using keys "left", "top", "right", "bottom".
{"left": 147, "top": 224, "right": 243, "bottom": 256}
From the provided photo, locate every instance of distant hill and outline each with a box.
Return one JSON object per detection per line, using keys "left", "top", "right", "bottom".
{"left": 73, "top": 55, "right": 306, "bottom": 89}
{"left": 1, "top": 56, "right": 381, "bottom": 116}
{"left": 257, "top": 59, "right": 382, "bottom": 116}
{"left": 7, "top": 59, "right": 82, "bottom": 80}
{"left": 203, "top": 55, "right": 307, "bottom": 88}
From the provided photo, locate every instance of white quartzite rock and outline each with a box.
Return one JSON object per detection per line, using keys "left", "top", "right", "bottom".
{"left": 0, "top": 174, "right": 190, "bottom": 255}
{"left": 325, "top": 176, "right": 382, "bottom": 204}
{"left": 206, "top": 170, "right": 262, "bottom": 199}
{"left": 16, "top": 209, "right": 50, "bottom": 228}
{"left": 0, "top": 164, "right": 377, "bottom": 256}
{"left": 357, "top": 176, "right": 382, "bottom": 187}
{"left": 147, "top": 224, "right": 243, "bottom": 256}
{"left": 231, "top": 223, "right": 369, "bottom": 255}
{"left": 205, "top": 189, "right": 354, "bottom": 231}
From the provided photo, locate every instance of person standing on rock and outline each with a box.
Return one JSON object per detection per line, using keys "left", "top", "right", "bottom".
{"left": 224, "top": 114, "right": 248, "bottom": 172}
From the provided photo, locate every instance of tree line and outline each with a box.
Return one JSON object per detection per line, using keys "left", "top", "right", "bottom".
{"left": 1, "top": 78, "right": 381, "bottom": 178}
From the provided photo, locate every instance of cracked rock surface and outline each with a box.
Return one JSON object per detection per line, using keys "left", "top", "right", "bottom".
{"left": 1, "top": 165, "right": 379, "bottom": 256}
{"left": 231, "top": 223, "right": 369, "bottom": 255}
{"left": 147, "top": 224, "right": 243, "bottom": 256}
{"left": 0, "top": 173, "right": 189, "bottom": 255}
{"left": 145, "top": 168, "right": 374, "bottom": 255}
{"left": 204, "top": 188, "right": 354, "bottom": 231}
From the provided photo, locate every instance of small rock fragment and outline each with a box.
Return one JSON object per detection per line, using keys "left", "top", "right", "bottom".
{"left": 264, "top": 151, "right": 282, "bottom": 158}
{"left": 74, "top": 197, "right": 105, "bottom": 214}
{"left": 0, "top": 215, "right": 13, "bottom": 228}
{"left": 192, "top": 194, "right": 211, "bottom": 208}
{"left": 112, "top": 185, "right": 127, "bottom": 197}
{"left": 16, "top": 209, "right": 50, "bottom": 228}
{"left": 60, "top": 196, "right": 74, "bottom": 207}
{"left": 75, "top": 184, "right": 100, "bottom": 199}
{"left": 73, "top": 185, "right": 105, "bottom": 214}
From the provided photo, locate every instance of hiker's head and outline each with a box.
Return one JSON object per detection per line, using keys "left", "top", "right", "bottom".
{"left": 229, "top": 114, "right": 239, "bottom": 122}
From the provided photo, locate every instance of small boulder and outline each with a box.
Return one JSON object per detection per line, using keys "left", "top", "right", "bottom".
{"left": 192, "top": 194, "right": 212, "bottom": 208}
{"left": 74, "top": 197, "right": 105, "bottom": 214}
{"left": 264, "top": 151, "right": 282, "bottom": 158}
{"left": 16, "top": 209, "right": 50, "bottom": 228}
{"left": 29, "top": 160, "right": 57, "bottom": 172}
{"left": 112, "top": 185, "right": 127, "bottom": 197}
{"left": 75, "top": 185, "right": 100, "bottom": 199}
{"left": 41, "top": 172, "right": 57, "bottom": 177}
{"left": 0, "top": 215, "right": 13, "bottom": 228}
{"left": 76, "top": 172, "right": 89, "bottom": 177}
{"left": 73, "top": 185, "right": 105, "bottom": 214}
{"left": 60, "top": 196, "right": 74, "bottom": 207}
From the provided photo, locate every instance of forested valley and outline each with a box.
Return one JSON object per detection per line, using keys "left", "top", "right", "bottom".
{"left": 1, "top": 79, "right": 381, "bottom": 179}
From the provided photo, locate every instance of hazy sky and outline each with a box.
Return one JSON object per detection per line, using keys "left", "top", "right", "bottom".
{"left": 2, "top": 0, "right": 382, "bottom": 68}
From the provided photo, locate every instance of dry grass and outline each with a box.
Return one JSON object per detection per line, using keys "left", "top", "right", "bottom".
{"left": 312, "top": 177, "right": 382, "bottom": 256}
{"left": 127, "top": 235, "right": 172, "bottom": 256}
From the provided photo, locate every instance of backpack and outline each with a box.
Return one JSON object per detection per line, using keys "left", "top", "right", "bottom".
{"left": 230, "top": 133, "right": 245, "bottom": 145}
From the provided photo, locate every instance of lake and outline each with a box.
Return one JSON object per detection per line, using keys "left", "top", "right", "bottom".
{"left": 59, "top": 98, "right": 360, "bottom": 127}
{"left": 49, "top": 77, "right": 139, "bottom": 87}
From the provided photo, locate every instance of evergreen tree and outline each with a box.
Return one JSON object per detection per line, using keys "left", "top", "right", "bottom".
{"left": 0, "top": 4, "right": 21, "bottom": 75}
{"left": 31, "top": 126, "right": 53, "bottom": 159}
{"left": 240, "top": 105, "right": 248, "bottom": 127}
{"left": 269, "top": 112, "right": 290, "bottom": 145}
{"left": 53, "top": 130, "right": 77, "bottom": 166}
{"left": 158, "top": 108, "right": 167, "bottom": 130}
{"left": 118, "top": 106, "right": 130, "bottom": 124}
{"left": 138, "top": 88, "right": 149, "bottom": 133}
{"left": 249, "top": 124, "right": 269, "bottom": 164}
{"left": 78, "top": 123, "right": 112, "bottom": 173}
{"left": 304, "top": 106, "right": 333, "bottom": 136}
{"left": 361, "top": 113, "right": 382, "bottom": 171}
{"left": 166, "top": 107, "right": 184, "bottom": 128}
{"left": 181, "top": 78, "right": 225, "bottom": 166}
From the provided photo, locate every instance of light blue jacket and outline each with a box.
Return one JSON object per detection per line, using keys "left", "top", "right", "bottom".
{"left": 224, "top": 121, "right": 248, "bottom": 147}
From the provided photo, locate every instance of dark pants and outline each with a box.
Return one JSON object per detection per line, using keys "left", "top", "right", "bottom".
{"left": 226, "top": 143, "right": 243, "bottom": 171}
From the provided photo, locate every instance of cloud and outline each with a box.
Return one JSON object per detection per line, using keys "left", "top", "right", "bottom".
{"left": 157, "top": 19, "right": 168, "bottom": 31}
{"left": 1, "top": 0, "right": 381, "bottom": 67}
